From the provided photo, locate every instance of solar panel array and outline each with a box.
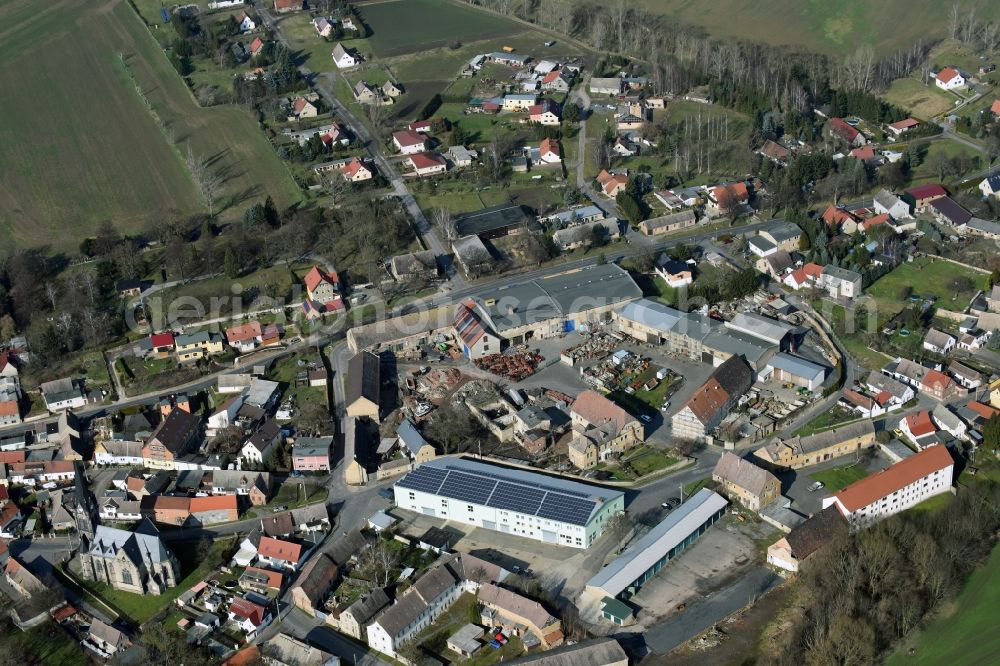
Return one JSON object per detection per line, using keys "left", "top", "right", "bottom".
{"left": 396, "top": 464, "right": 600, "bottom": 526}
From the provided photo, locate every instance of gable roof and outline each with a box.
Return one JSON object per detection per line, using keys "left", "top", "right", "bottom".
{"left": 821, "top": 205, "right": 858, "bottom": 227}
{"left": 713, "top": 451, "right": 778, "bottom": 496}
{"left": 785, "top": 505, "right": 846, "bottom": 559}
{"left": 833, "top": 445, "right": 953, "bottom": 512}
{"left": 829, "top": 117, "right": 860, "bottom": 142}
{"left": 292, "top": 552, "right": 338, "bottom": 604}
{"left": 889, "top": 118, "right": 920, "bottom": 130}
{"left": 904, "top": 411, "right": 936, "bottom": 437}
{"left": 226, "top": 321, "right": 262, "bottom": 344}
{"left": 929, "top": 196, "right": 972, "bottom": 225}
{"left": 906, "top": 183, "right": 946, "bottom": 200}
{"left": 347, "top": 351, "right": 380, "bottom": 407}
{"left": 478, "top": 582, "right": 555, "bottom": 629}
{"left": 230, "top": 597, "right": 266, "bottom": 626}
{"left": 540, "top": 137, "right": 560, "bottom": 157}
{"left": 341, "top": 157, "right": 369, "bottom": 178}
{"left": 392, "top": 130, "right": 426, "bottom": 147}
{"left": 936, "top": 67, "right": 961, "bottom": 83}
{"left": 304, "top": 266, "right": 338, "bottom": 292}
{"left": 571, "top": 390, "right": 634, "bottom": 432}
{"left": 409, "top": 152, "right": 447, "bottom": 169}
{"left": 257, "top": 536, "right": 302, "bottom": 563}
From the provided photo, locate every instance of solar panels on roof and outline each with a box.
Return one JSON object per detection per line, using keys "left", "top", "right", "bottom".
{"left": 395, "top": 458, "right": 622, "bottom": 527}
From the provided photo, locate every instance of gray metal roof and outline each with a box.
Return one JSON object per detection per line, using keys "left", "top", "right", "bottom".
{"left": 616, "top": 299, "right": 683, "bottom": 331}
{"left": 91, "top": 523, "right": 174, "bottom": 565}
{"left": 396, "top": 419, "right": 429, "bottom": 455}
{"left": 293, "top": 436, "right": 333, "bottom": 458}
{"left": 748, "top": 236, "right": 777, "bottom": 254}
{"left": 546, "top": 205, "right": 604, "bottom": 224}
{"left": 703, "top": 330, "right": 775, "bottom": 367}
{"left": 727, "top": 312, "right": 794, "bottom": 345}
{"left": 396, "top": 457, "right": 624, "bottom": 527}
{"left": 762, "top": 220, "right": 801, "bottom": 244}
{"left": 822, "top": 264, "right": 861, "bottom": 283}
{"left": 454, "top": 203, "right": 532, "bottom": 237}
{"left": 586, "top": 489, "right": 727, "bottom": 597}
{"left": 767, "top": 352, "right": 826, "bottom": 381}
{"left": 475, "top": 264, "right": 641, "bottom": 333}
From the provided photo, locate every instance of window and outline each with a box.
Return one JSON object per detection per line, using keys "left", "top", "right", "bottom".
{"left": 467, "top": 505, "right": 474, "bottom": 512}
{"left": 408, "top": 492, "right": 415, "bottom": 500}
{"left": 121, "top": 568, "right": 133, "bottom": 586}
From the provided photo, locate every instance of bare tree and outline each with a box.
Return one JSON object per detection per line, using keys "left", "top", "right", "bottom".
{"left": 44, "top": 281, "right": 59, "bottom": 310}
{"left": 591, "top": 138, "right": 612, "bottom": 172}
{"left": 186, "top": 145, "right": 224, "bottom": 214}
{"left": 432, "top": 206, "right": 457, "bottom": 241}
{"left": 357, "top": 540, "right": 400, "bottom": 587}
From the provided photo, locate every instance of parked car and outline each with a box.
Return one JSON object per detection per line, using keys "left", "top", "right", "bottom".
{"left": 640, "top": 414, "right": 652, "bottom": 423}
{"left": 808, "top": 481, "right": 824, "bottom": 492}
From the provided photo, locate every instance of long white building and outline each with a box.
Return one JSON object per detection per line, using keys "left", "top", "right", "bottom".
{"left": 583, "top": 489, "right": 727, "bottom": 604}
{"left": 822, "top": 444, "right": 953, "bottom": 526}
{"left": 393, "top": 458, "right": 625, "bottom": 549}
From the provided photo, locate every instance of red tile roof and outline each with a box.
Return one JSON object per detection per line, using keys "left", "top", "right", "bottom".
{"left": 936, "top": 67, "right": 960, "bottom": 83}
{"left": 150, "top": 332, "right": 175, "bottom": 348}
{"left": 0, "top": 401, "right": 18, "bottom": 418}
{"left": 849, "top": 146, "right": 876, "bottom": 161}
{"left": 966, "top": 400, "right": 1000, "bottom": 420}
{"left": 904, "top": 411, "right": 936, "bottom": 438}
{"left": 540, "top": 137, "right": 559, "bottom": 157}
{"left": 860, "top": 213, "right": 889, "bottom": 230}
{"left": 229, "top": 597, "right": 266, "bottom": 626}
{"left": 242, "top": 566, "right": 284, "bottom": 589}
{"left": 304, "top": 266, "right": 338, "bottom": 292}
{"left": 829, "top": 117, "right": 860, "bottom": 143}
{"left": 841, "top": 389, "right": 874, "bottom": 410}
{"left": 226, "top": 321, "right": 262, "bottom": 344}
{"left": 820, "top": 205, "right": 858, "bottom": 227}
{"left": 392, "top": 130, "right": 426, "bottom": 148}
{"left": 541, "top": 70, "right": 560, "bottom": 84}
{"left": 257, "top": 536, "right": 302, "bottom": 563}
{"left": 409, "top": 152, "right": 446, "bottom": 170}
{"left": 712, "top": 182, "right": 748, "bottom": 203}
{"left": 250, "top": 37, "right": 264, "bottom": 55}
{"left": 906, "top": 183, "right": 947, "bottom": 200}
{"left": 992, "top": 99, "right": 1000, "bottom": 115}
{"left": 341, "top": 158, "right": 368, "bottom": 178}
{"left": 889, "top": 118, "right": 919, "bottom": 130}
{"left": 833, "top": 445, "right": 953, "bottom": 512}
{"left": 293, "top": 97, "right": 311, "bottom": 113}
{"left": 921, "top": 370, "right": 954, "bottom": 392}
{"left": 803, "top": 263, "right": 824, "bottom": 278}
{"left": 189, "top": 495, "right": 238, "bottom": 513}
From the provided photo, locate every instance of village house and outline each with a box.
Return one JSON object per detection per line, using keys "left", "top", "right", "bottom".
{"left": 444, "top": 144, "right": 477, "bottom": 168}
{"left": 979, "top": 173, "right": 1000, "bottom": 199}
{"left": 905, "top": 183, "right": 947, "bottom": 210}
{"left": 392, "top": 130, "right": 427, "bottom": 155}
{"left": 478, "top": 582, "right": 564, "bottom": 648}
{"left": 529, "top": 100, "right": 561, "bottom": 125}
{"left": 382, "top": 80, "right": 403, "bottom": 98}
{"left": 639, "top": 210, "right": 698, "bottom": 236}
{"left": 935, "top": 67, "right": 966, "bottom": 90}
{"left": 538, "top": 137, "right": 561, "bottom": 164}
{"left": 899, "top": 410, "right": 937, "bottom": 444}
{"left": 341, "top": 157, "right": 374, "bottom": 182}
{"left": 273, "top": 0, "right": 303, "bottom": 12}
{"left": 292, "top": 436, "right": 333, "bottom": 472}
{"left": 240, "top": 419, "right": 282, "bottom": 465}
{"left": 40, "top": 377, "right": 86, "bottom": 411}
{"left": 408, "top": 152, "right": 448, "bottom": 177}
{"left": 568, "top": 391, "right": 645, "bottom": 469}
{"left": 596, "top": 170, "right": 629, "bottom": 197}
{"left": 142, "top": 409, "right": 201, "bottom": 469}
{"left": 541, "top": 69, "right": 572, "bottom": 92}
{"left": 817, "top": 265, "right": 862, "bottom": 299}
{"left": 502, "top": 93, "right": 538, "bottom": 112}
{"left": 920, "top": 369, "right": 963, "bottom": 401}
{"left": 552, "top": 219, "right": 620, "bottom": 251}
{"left": 873, "top": 189, "right": 911, "bottom": 219}
{"left": 332, "top": 42, "right": 359, "bottom": 68}
{"left": 352, "top": 80, "right": 379, "bottom": 105}
{"left": 712, "top": 451, "right": 780, "bottom": 511}
{"left": 249, "top": 37, "right": 265, "bottom": 57}
{"left": 828, "top": 118, "right": 866, "bottom": 147}
{"left": 229, "top": 597, "right": 272, "bottom": 637}
{"left": 174, "top": 331, "right": 224, "bottom": 362}
{"left": 758, "top": 139, "right": 790, "bottom": 164}
{"left": 303, "top": 265, "right": 344, "bottom": 316}
{"left": 257, "top": 535, "right": 304, "bottom": 571}
{"left": 226, "top": 321, "right": 263, "bottom": 353}
{"left": 754, "top": 420, "right": 876, "bottom": 470}
{"left": 338, "top": 588, "right": 390, "bottom": 639}
{"left": 312, "top": 16, "right": 335, "bottom": 38}
{"left": 391, "top": 250, "right": 438, "bottom": 282}
{"left": 929, "top": 196, "right": 973, "bottom": 227}
{"left": 923, "top": 328, "right": 956, "bottom": 355}
{"left": 887, "top": 117, "right": 919, "bottom": 136}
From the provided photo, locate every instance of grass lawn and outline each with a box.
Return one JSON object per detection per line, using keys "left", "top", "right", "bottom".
{"left": 864, "top": 255, "right": 987, "bottom": 316}
{"left": 151, "top": 263, "right": 304, "bottom": 320}
{"left": 263, "top": 482, "right": 329, "bottom": 511}
{"left": 629, "top": 0, "right": 999, "bottom": 56}
{"left": 278, "top": 12, "right": 374, "bottom": 70}
{"left": 360, "top": 0, "right": 520, "bottom": 57}
{"left": 0, "top": 619, "right": 85, "bottom": 666}
{"left": 814, "top": 299, "right": 893, "bottom": 371}
{"left": 793, "top": 406, "right": 857, "bottom": 436}
{"left": 683, "top": 477, "right": 710, "bottom": 497}
{"left": 908, "top": 138, "right": 983, "bottom": 184}
{"left": 809, "top": 463, "right": 868, "bottom": 491}
{"left": 909, "top": 492, "right": 954, "bottom": 513}
{"left": 0, "top": 0, "right": 299, "bottom": 250}
{"left": 628, "top": 447, "right": 680, "bottom": 477}
{"left": 119, "top": 355, "right": 203, "bottom": 395}
{"left": 882, "top": 77, "right": 956, "bottom": 119}
{"left": 887, "top": 543, "right": 1000, "bottom": 666}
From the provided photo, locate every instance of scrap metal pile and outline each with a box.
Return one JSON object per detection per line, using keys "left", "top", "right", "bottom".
{"left": 474, "top": 347, "right": 544, "bottom": 380}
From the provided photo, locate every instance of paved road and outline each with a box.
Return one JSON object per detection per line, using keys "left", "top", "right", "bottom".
{"left": 253, "top": 1, "right": 462, "bottom": 287}
{"left": 639, "top": 565, "right": 782, "bottom": 655}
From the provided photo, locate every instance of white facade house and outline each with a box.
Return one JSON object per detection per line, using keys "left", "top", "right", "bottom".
{"left": 366, "top": 565, "right": 463, "bottom": 658}
{"left": 332, "top": 43, "right": 358, "bottom": 68}
{"left": 818, "top": 265, "right": 862, "bottom": 299}
{"left": 822, "top": 445, "right": 953, "bottom": 526}
{"left": 980, "top": 174, "right": 1000, "bottom": 199}
{"left": 393, "top": 458, "right": 625, "bottom": 549}
{"left": 935, "top": 67, "right": 966, "bottom": 90}
{"left": 872, "top": 190, "right": 911, "bottom": 219}
{"left": 923, "top": 328, "right": 956, "bottom": 355}
{"left": 40, "top": 378, "right": 86, "bottom": 411}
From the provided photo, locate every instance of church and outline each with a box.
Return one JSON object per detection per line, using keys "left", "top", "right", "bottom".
{"left": 79, "top": 519, "right": 181, "bottom": 595}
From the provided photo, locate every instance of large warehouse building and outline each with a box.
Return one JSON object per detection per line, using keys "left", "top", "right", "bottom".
{"left": 583, "top": 489, "right": 727, "bottom": 606}
{"left": 394, "top": 458, "right": 625, "bottom": 549}
{"left": 466, "top": 263, "right": 642, "bottom": 345}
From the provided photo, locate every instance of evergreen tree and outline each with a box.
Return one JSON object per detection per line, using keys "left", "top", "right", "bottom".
{"left": 224, "top": 247, "right": 239, "bottom": 279}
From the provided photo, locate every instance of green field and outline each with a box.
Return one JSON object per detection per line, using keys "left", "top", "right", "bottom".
{"left": 0, "top": 619, "right": 85, "bottom": 666}
{"left": 887, "top": 543, "right": 1000, "bottom": 666}
{"left": 0, "top": 0, "right": 299, "bottom": 250}
{"left": 882, "top": 77, "right": 956, "bottom": 120}
{"left": 864, "top": 256, "right": 986, "bottom": 316}
{"left": 360, "top": 0, "right": 520, "bottom": 57}
{"left": 631, "top": 0, "right": 999, "bottom": 56}
{"left": 810, "top": 463, "right": 868, "bottom": 491}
